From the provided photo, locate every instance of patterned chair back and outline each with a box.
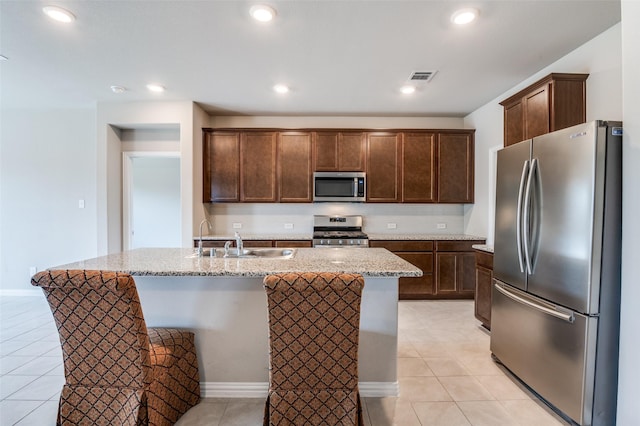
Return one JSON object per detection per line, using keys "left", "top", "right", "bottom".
{"left": 32, "top": 269, "right": 154, "bottom": 425}
{"left": 263, "top": 272, "right": 365, "bottom": 425}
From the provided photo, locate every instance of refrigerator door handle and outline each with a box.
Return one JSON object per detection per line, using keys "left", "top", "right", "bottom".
{"left": 522, "top": 158, "right": 537, "bottom": 275}
{"left": 494, "top": 282, "right": 575, "bottom": 323}
{"left": 516, "top": 160, "right": 530, "bottom": 273}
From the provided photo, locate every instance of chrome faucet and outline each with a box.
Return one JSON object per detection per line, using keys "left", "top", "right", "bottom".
{"left": 234, "top": 231, "right": 243, "bottom": 254}
{"left": 198, "top": 219, "right": 213, "bottom": 256}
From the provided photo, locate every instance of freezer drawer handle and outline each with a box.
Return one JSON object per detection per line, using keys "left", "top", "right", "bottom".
{"left": 494, "top": 283, "right": 575, "bottom": 323}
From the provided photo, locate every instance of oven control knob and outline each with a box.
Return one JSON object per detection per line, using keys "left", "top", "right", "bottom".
{"left": 350, "top": 240, "right": 354, "bottom": 245}
{"left": 338, "top": 240, "right": 343, "bottom": 245}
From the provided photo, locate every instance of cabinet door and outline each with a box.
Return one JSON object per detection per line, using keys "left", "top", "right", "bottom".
{"left": 402, "top": 133, "right": 436, "bottom": 202}
{"left": 279, "top": 132, "right": 312, "bottom": 202}
{"left": 203, "top": 131, "right": 240, "bottom": 202}
{"left": 523, "top": 84, "right": 550, "bottom": 139}
{"left": 314, "top": 132, "right": 339, "bottom": 171}
{"left": 339, "top": 132, "right": 366, "bottom": 171}
{"left": 367, "top": 132, "right": 401, "bottom": 202}
{"left": 504, "top": 101, "right": 524, "bottom": 147}
{"left": 475, "top": 264, "right": 493, "bottom": 329}
{"left": 314, "top": 132, "right": 365, "bottom": 171}
{"left": 396, "top": 252, "right": 434, "bottom": 299}
{"left": 435, "top": 252, "right": 476, "bottom": 297}
{"left": 240, "top": 132, "right": 278, "bottom": 202}
{"left": 437, "top": 132, "right": 474, "bottom": 203}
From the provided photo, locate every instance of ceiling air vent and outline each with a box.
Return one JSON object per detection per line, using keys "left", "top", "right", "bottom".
{"left": 409, "top": 71, "right": 437, "bottom": 83}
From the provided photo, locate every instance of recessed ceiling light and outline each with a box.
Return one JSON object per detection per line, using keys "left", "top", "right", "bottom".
{"left": 42, "top": 6, "right": 76, "bottom": 23}
{"left": 250, "top": 4, "right": 277, "bottom": 22}
{"left": 451, "top": 8, "right": 479, "bottom": 25}
{"left": 146, "top": 84, "right": 165, "bottom": 93}
{"left": 110, "top": 85, "right": 126, "bottom": 94}
{"left": 273, "top": 84, "right": 289, "bottom": 94}
{"left": 400, "top": 85, "right": 416, "bottom": 95}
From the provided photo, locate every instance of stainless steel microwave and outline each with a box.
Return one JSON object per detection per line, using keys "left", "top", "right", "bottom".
{"left": 313, "top": 172, "right": 366, "bottom": 202}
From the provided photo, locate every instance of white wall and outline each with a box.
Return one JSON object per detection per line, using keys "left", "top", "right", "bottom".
{"left": 206, "top": 203, "right": 466, "bottom": 236}
{"left": 617, "top": 2, "right": 640, "bottom": 423}
{"left": 464, "top": 23, "right": 623, "bottom": 243}
{"left": 0, "top": 108, "right": 97, "bottom": 292}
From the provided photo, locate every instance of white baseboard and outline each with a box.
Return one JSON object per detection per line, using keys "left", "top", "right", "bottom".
{"left": 201, "top": 381, "right": 398, "bottom": 399}
{"left": 0, "top": 289, "right": 41, "bottom": 297}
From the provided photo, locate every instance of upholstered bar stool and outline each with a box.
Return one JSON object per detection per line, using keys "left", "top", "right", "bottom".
{"left": 31, "top": 269, "right": 200, "bottom": 426}
{"left": 263, "top": 272, "right": 365, "bottom": 426}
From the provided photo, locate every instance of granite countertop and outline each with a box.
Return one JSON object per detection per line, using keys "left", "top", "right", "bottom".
{"left": 52, "top": 248, "right": 422, "bottom": 278}
{"left": 196, "top": 233, "right": 485, "bottom": 241}
{"left": 472, "top": 244, "right": 494, "bottom": 253}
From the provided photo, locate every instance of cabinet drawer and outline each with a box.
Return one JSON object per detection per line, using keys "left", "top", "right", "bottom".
{"left": 475, "top": 250, "right": 494, "bottom": 269}
{"left": 369, "top": 240, "right": 433, "bottom": 252}
{"left": 435, "top": 240, "right": 484, "bottom": 252}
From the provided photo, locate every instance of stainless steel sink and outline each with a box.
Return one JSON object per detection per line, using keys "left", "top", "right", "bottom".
{"left": 188, "top": 248, "right": 296, "bottom": 259}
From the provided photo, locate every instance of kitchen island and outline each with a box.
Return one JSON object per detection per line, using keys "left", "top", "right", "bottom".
{"left": 54, "top": 247, "right": 421, "bottom": 398}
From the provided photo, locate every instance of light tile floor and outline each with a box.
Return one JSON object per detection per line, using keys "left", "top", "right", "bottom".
{"left": 1, "top": 295, "right": 569, "bottom": 425}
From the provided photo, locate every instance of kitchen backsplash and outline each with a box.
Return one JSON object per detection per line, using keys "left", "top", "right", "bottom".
{"left": 204, "top": 203, "right": 465, "bottom": 235}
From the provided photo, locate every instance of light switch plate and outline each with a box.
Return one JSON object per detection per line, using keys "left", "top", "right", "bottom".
{"left": 232, "top": 222, "right": 242, "bottom": 229}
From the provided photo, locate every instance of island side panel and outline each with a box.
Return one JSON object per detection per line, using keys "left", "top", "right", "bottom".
{"left": 134, "top": 275, "right": 399, "bottom": 395}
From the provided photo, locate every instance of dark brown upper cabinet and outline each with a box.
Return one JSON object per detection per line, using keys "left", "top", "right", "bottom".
{"left": 500, "top": 73, "right": 588, "bottom": 147}
{"left": 278, "top": 132, "right": 313, "bottom": 203}
{"left": 203, "top": 128, "right": 474, "bottom": 204}
{"left": 314, "top": 132, "right": 366, "bottom": 171}
{"left": 437, "top": 131, "right": 474, "bottom": 203}
{"left": 203, "top": 131, "right": 240, "bottom": 202}
{"left": 240, "top": 132, "right": 278, "bottom": 202}
{"left": 366, "top": 132, "right": 402, "bottom": 202}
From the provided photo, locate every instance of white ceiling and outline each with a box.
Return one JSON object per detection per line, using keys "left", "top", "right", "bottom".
{"left": 0, "top": 1, "right": 621, "bottom": 117}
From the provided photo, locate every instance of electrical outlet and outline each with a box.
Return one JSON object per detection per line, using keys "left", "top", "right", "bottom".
{"left": 387, "top": 223, "right": 397, "bottom": 229}
{"left": 284, "top": 223, "right": 294, "bottom": 230}
{"left": 78, "top": 199, "right": 85, "bottom": 209}
{"left": 29, "top": 266, "right": 37, "bottom": 276}
{"left": 437, "top": 223, "right": 447, "bottom": 229}
{"left": 232, "top": 222, "right": 242, "bottom": 229}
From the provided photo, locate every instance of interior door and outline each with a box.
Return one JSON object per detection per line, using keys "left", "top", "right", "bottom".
{"left": 527, "top": 122, "right": 598, "bottom": 313}
{"left": 493, "top": 140, "right": 531, "bottom": 291}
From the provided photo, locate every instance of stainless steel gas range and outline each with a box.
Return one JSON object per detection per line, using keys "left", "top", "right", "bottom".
{"left": 312, "top": 215, "right": 369, "bottom": 248}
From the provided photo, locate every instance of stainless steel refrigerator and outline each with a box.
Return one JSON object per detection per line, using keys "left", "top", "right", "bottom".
{"left": 491, "top": 120, "right": 622, "bottom": 426}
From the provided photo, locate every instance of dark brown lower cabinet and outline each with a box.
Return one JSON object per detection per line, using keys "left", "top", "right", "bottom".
{"left": 370, "top": 239, "right": 483, "bottom": 300}
{"left": 195, "top": 240, "right": 274, "bottom": 248}
{"left": 474, "top": 249, "right": 494, "bottom": 329}
{"left": 274, "top": 240, "right": 312, "bottom": 248}
{"left": 195, "top": 239, "right": 313, "bottom": 249}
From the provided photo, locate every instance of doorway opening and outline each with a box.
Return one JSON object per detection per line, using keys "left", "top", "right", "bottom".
{"left": 123, "top": 152, "right": 181, "bottom": 249}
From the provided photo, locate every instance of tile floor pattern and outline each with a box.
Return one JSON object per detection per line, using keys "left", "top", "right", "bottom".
{"left": 1, "top": 295, "right": 570, "bottom": 425}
